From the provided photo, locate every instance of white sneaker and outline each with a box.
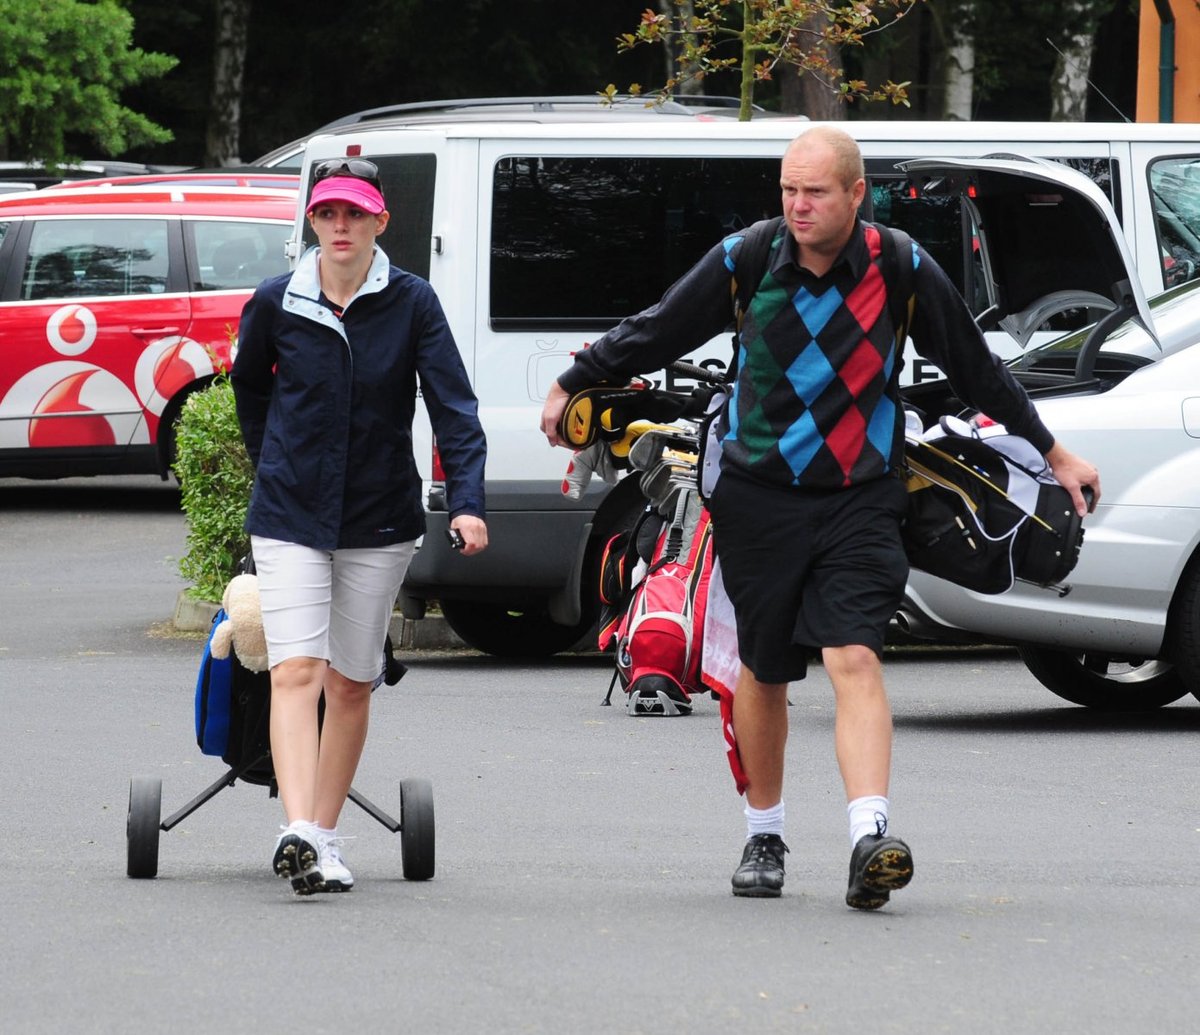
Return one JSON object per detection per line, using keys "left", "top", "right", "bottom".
{"left": 316, "top": 829, "right": 354, "bottom": 892}
{"left": 271, "top": 820, "right": 325, "bottom": 895}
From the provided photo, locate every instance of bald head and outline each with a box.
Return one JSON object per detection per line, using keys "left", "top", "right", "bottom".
{"left": 784, "top": 127, "right": 865, "bottom": 191}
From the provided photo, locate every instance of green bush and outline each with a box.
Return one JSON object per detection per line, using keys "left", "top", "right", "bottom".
{"left": 175, "top": 376, "right": 253, "bottom": 601}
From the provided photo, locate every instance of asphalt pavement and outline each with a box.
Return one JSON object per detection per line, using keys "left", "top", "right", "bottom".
{"left": 3, "top": 476, "right": 1199, "bottom": 1035}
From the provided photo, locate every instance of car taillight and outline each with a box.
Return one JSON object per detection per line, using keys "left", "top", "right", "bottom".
{"left": 431, "top": 438, "right": 446, "bottom": 482}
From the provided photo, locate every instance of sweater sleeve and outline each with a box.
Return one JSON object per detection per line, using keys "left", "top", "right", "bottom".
{"left": 230, "top": 283, "right": 281, "bottom": 468}
{"left": 557, "top": 238, "right": 738, "bottom": 394}
{"left": 907, "top": 245, "right": 1055, "bottom": 455}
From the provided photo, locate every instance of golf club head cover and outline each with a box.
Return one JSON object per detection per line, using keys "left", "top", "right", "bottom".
{"left": 558, "top": 384, "right": 689, "bottom": 449}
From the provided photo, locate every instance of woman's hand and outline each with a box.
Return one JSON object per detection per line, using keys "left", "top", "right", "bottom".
{"left": 450, "top": 515, "right": 488, "bottom": 556}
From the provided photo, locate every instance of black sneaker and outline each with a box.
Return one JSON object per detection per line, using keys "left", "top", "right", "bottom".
{"left": 731, "top": 833, "right": 789, "bottom": 898}
{"left": 845, "top": 833, "right": 913, "bottom": 910}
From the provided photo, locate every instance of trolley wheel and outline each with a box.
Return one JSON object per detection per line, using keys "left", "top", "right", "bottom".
{"left": 399, "top": 777, "right": 435, "bottom": 881}
{"left": 126, "top": 776, "right": 162, "bottom": 879}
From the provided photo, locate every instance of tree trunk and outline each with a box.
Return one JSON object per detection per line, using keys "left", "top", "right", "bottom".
{"left": 1050, "top": 3, "right": 1094, "bottom": 122}
{"left": 779, "top": 12, "right": 843, "bottom": 120}
{"left": 943, "top": 35, "right": 975, "bottom": 120}
{"left": 659, "top": 0, "right": 702, "bottom": 96}
{"left": 205, "top": 0, "right": 250, "bottom": 166}
{"left": 1050, "top": 33, "right": 1093, "bottom": 121}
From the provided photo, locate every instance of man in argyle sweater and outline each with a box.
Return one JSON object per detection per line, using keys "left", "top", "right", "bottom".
{"left": 541, "top": 126, "right": 1100, "bottom": 908}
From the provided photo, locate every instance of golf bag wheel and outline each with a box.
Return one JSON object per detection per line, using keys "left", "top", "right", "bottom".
{"left": 399, "top": 777, "right": 435, "bottom": 881}
{"left": 126, "top": 776, "right": 162, "bottom": 879}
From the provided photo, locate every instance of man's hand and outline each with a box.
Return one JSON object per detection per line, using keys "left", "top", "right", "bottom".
{"left": 449, "top": 515, "right": 488, "bottom": 556}
{"left": 1045, "top": 442, "right": 1101, "bottom": 517}
{"left": 540, "top": 381, "right": 570, "bottom": 447}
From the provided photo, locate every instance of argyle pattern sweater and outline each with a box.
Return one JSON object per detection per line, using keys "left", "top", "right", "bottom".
{"left": 557, "top": 220, "right": 1055, "bottom": 483}
{"left": 723, "top": 222, "right": 904, "bottom": 489}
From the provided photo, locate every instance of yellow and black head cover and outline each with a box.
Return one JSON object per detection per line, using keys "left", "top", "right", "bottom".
{"left": 558, "top": 384, "right": 689, "bottom": 449}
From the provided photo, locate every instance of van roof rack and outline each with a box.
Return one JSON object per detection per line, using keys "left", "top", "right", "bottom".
{"left": 317, "top": 95, "right": 766, "bottom": 131}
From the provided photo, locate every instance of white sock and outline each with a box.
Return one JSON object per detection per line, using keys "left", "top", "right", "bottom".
{"left": 847, "top": 795, "right": 889, "bottom": 848}
{"left": 745, "top": 801, "right": 785, "bottom": 840}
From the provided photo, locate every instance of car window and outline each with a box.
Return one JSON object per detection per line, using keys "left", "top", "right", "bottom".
{"left": 868, "top": 177, "right": 968, "bottom": 301}
{"left": 188, "top": 220, "right": 291, "bottom": 290}
{"left": 22, "top": 218, "right": 169, "bottom": 300}
{"left": 489, "top": 155, "right": 780, "bottom": 329}
{"left": 1149, "top": 156, "right": 1200, "bottom": 290}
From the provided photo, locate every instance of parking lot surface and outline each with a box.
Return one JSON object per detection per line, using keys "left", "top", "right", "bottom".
{"left": 2, "top": 477, "right": 1198, "bottom": 1034}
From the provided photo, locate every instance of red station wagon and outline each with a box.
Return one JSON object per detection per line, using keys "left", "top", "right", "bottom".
{"left": 0, "top": 184, "right": 297, "bottom": 479}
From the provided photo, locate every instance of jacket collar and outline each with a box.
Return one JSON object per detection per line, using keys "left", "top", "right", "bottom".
{"left": 287, "top": 244, "right": 392, "bottom": 301}
{"left": 282, "top": 246, "right": 392, "bottom": 337}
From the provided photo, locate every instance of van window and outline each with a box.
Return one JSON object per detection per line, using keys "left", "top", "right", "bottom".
{"left": 22, "top": 218, "right": 169, "bottom": 300}
{"left": 300, "top": 155, "right": 437, "bottom": 280}
{"left": 189, "top": 220, "right": 291, "bottom": 289}
{"left": 1149, "top": 155, "right": 1200, "bottom": 289}
{"left": 490, "top": 156, "right": 781, "bottom": 329}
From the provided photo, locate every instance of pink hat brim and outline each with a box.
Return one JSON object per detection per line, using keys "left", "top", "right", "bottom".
{"left": 306, "top": 175, "right": 386, "bottom": 215}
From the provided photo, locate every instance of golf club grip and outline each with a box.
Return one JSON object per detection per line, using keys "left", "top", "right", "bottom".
{"left": 668, "top": 360, "right": 728, "bottom": 385}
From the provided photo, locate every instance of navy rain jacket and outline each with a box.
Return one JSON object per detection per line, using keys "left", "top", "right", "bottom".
{"left": 232, "top": 246, "right": 486, "bottom": 551}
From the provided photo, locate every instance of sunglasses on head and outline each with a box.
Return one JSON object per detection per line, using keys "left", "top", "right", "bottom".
{"left": 313, "top": 158, "right": 381, "bottom": 190}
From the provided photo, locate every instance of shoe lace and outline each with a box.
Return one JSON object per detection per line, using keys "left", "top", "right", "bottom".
{"left": 318, "top": 833, "right": 353, "bottom": 865}
{"left": 747, "top": 834, "right": 789, "bottom": 864}
{"left": 873, "top": 812, "right": 888, "bottom": 838}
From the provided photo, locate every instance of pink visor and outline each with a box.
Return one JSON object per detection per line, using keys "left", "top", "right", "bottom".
{"left": 305, "top": 175, "right": 386, "bottom": 215}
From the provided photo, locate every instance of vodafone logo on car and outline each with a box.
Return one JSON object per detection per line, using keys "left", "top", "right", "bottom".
{"left": 45, "top": 304, "right": 100, "bottom": 357}
{"left": 0, "top": 300, "right": 217, "bottom": 449}
{"left": 0, "top": 361, "right": 148, "bottom": 448}
{"left": 134, "top": 336, "right": 215, "bottom": 417}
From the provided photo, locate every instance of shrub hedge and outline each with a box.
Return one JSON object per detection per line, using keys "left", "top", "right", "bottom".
{"left": 174, "top": 376, "right": 253, "bottom": 601}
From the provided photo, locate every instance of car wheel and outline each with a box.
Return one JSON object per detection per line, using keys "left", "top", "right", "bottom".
{"left": 439, "top": 599, "right": 593, "bottom": 658}
{"left": 1017, "top": 645, "right": 1189, "bottom": 710}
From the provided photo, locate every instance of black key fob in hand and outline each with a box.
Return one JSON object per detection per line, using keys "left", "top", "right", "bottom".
{"left": 446, "top": 528, "right": 466, "bottom": 550}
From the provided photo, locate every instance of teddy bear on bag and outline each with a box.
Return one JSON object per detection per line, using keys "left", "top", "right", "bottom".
{"left": 209, "top": 572, "right": 269, "bottom": 673}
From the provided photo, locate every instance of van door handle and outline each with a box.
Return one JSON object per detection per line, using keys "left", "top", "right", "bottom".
{"left": 131, "top": 326, "right": 181, "bottom": 337}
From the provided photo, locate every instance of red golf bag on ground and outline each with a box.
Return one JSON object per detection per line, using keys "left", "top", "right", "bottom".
{"left": 600, "top": 487, "right": 715, "bottom": 715}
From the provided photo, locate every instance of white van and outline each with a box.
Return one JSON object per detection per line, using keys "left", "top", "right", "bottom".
{"left": 291, "top": 112, "right": 1200, "bottom": 655}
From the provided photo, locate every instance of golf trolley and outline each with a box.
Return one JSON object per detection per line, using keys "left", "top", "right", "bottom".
{"left": 126, "top": 641, "right": 435, "bottom": 883}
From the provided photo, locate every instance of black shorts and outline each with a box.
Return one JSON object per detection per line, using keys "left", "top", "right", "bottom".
{"left": 707, "top": 469, "right": 910, "bottom": 684}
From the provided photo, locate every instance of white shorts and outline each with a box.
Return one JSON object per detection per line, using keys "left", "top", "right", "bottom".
{"left": 251, "top": 536, "right": 416, "bottom": 682}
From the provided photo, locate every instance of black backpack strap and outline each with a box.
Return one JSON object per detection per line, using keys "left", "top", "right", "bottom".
{"left": 727, "top": 216, "right": 786, "bottom": 379}
{"left": 874, "top": 222, "right": 916, "bottom": 346}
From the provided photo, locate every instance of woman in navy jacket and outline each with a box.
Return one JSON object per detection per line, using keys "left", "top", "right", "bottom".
{"left": 233, "top": 161, "right": 487, "bottom": 894}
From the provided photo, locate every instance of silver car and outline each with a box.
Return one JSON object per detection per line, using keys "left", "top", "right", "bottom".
{"left": 896, "top": 156, "right": 1200, "bottom": 711}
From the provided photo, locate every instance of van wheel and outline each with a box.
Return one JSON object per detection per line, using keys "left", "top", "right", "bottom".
{"left": 439, "top": 599, "right": 593, "bottom": 658}
{"left": 1017, "top": 645, "right": 1188, "bottom": 710}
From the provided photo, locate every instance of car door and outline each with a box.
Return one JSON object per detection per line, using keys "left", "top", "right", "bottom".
{"left": 0, "top": 214, "right": 190, "bottom": 455}
{"left": 896, "top": 155, "right": 1158, "bottom": 351}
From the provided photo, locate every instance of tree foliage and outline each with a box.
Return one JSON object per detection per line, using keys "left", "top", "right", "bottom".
{"left": 103, "top": 0, "right": 1137, "bottom": 168}
{"left": 0, "top": 0, "right": 176, "bottom": 162}
{"left": 610, "top": 0, "right": 923, "bottom": 120}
